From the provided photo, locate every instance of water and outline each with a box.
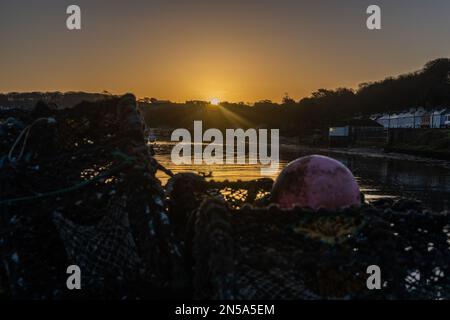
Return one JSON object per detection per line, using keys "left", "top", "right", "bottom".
{"left": 154, "top": 141, "right": 450, "bottom": 211}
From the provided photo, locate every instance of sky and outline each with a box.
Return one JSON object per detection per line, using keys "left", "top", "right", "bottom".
{"left": 1, "top": 0, "right": 450, "bottom": 102}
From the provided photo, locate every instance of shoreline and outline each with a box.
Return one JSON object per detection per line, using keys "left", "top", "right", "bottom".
{"left": 153, "top": 138, "right": 450, "bottom": 169}
{"left": 279, "top": 143, "right": 450, "bottom": 169}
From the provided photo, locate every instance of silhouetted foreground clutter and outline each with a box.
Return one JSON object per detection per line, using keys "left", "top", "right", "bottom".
{"left": 1, "top": 95, "right": 449, "bottom": 299}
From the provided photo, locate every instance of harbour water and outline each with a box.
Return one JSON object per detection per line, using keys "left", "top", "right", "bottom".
{"left": 154, "top": 141, "right": 450, "bottom": 211}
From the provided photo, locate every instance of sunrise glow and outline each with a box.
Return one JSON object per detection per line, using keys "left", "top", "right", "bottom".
{"left": 210, "top": 98, "right": 220, "bottom": 106}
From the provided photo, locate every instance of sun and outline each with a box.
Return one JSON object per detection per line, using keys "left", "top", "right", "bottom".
{"left": 210, "top": 98, "right": 220, "bottom": 106}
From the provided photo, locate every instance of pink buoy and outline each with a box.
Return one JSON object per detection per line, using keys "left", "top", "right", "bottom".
{"left": 272, "top": 155, "right": 361, "bottom": 210}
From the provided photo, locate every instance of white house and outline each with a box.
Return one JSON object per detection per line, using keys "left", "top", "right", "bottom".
{"left": 375, "top": 114, "right": 390, "bottom": 128}
{"left": 431, "top": 109, "right": 447, "bottom": 128}
{"left": 374, "top": 108, "right": 450, "bottom": 129}
{"left": 444, "top": 112, "right": 450, "bottom": 128}
{"left": 398, "top": 111, "right": 415, "bottom": 128}
{"left": 390, "top": 113, "right": 400, "bottom": 128}
{"left": 412, "top": 109, "right": 426, "bottom": 128}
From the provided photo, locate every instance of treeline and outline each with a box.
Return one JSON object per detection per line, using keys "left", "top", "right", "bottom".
{"left": 3, "top": 58, "right": 450, "bottom": 135}
{"left": 0, "top": 91, "right": 112, "bottom": 109}
{"left": 141, "top": 58, "right": 450, "bottom": 134}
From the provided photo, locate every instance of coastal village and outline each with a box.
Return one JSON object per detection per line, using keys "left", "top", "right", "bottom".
{"left": 329, "top": 108, "right": 450, "bottom": 151}
{"left": 373, "top": 108, "right": 450, "bottom": 128}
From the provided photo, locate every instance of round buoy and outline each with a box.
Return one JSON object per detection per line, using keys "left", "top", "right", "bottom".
{"left": 272, "top": 155, "right": 361, "bottom": 210}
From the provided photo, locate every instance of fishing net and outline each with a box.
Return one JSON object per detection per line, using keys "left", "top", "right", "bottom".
{"left": 162, "top": 171, "right": 450, "bottom": 300}
{"left": 186, "top": 191, "right": 450, "bottom": 300}
{"left": 1, "top": 95, "right": 450, "bottom": 300}
{"left": 0, "top": 95, "right": 185, "bottom": 299}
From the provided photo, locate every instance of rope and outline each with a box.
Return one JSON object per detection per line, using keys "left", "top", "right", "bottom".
{"left": 0, "top": 150, "right": 136, "bottom": 206}
{"left": 7, "top": 117, "right": 56, "bottom": 164}
{"left": 156, "top": 162, "right": 174, "bottom": 177}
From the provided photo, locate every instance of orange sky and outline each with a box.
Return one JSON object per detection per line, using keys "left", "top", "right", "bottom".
{"left": 2, "top": 0, "right": 450, "bottom": 102}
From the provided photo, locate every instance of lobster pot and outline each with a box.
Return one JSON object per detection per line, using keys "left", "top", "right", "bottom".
{"left": 187, "top": 182, "right": 450, "bottom": 300}
{"left": 0, "top": 95, "right": 184, "bottom": 299}
{"left": 2, "top": 94, "right": 450, "bottom": 300}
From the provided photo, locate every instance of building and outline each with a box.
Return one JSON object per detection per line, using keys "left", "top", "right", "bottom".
{"left": 329, "top": 119, "right": 385, "bottom": 147}
{"left": 445, "top": 112, "right": 450, "bottom": 128}
{"left": 375, "top": 114, "right": 391, "bottom": 128}
{"left": 397, "top": 112, "right": 415, "bottom": 128}
{"left": 431, "top": 109, "right": 447, "bottom": 128}
{"left": 421, "top": 111, "right": 432, "bottom": 128}
{"left": 414, "top": 108, "right": 427, "bottom": 128}
{"left": 374, "top": 108, "right": 450, "bottom": 129}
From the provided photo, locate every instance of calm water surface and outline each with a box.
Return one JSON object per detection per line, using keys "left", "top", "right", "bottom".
{"left": 154, "top": 141, "right": 450, "bottom": 211}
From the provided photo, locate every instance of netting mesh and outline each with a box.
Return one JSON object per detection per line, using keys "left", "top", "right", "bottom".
{"left": 0, "top": 95, "right": 184, "bottom": 299}
{"left": 187, "top": 195, "right": 450, "bottom": 300}
{"left": 1, "top": 95, "right": 450, "bottom": 300}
